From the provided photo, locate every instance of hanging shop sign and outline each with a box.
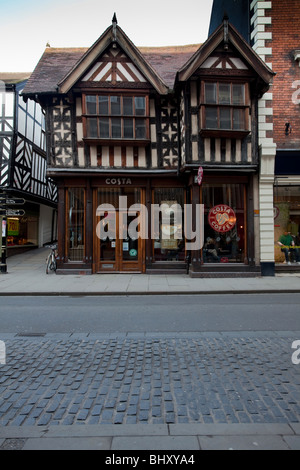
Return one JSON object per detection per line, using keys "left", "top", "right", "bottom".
{"left": 197, "top": 166, "right": 204, "bottom": 186}
{"left": 208, "top": 204, "right": 236, "bottom": 233}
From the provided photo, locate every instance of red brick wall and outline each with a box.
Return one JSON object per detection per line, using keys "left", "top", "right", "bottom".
{"left": 268, "top": 0, "right": 300, "bottom": 149}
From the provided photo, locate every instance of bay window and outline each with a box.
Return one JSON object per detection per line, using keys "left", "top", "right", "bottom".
{"left": 201, "top": 82, "right": 249, "bottom": 136}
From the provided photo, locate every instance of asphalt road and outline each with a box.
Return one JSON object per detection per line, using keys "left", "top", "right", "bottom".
{"left": 0, "top": 293, "right": 299, "bottom": 334}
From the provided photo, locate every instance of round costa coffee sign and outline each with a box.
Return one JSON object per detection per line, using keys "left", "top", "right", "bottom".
{"left": 208, "top": 205, "right": 236, "bottom": 233}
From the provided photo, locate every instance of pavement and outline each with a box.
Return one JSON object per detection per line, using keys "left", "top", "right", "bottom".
{"left": 0, "top": 247, "right": 299, "bottom": 451}
{"left": 0, "top": 246, "right": 299, "bottom": 296}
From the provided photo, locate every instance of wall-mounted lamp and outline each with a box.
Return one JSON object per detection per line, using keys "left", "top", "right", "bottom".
{"left": 285, "top": 122, "right": 292, "bottom": 136}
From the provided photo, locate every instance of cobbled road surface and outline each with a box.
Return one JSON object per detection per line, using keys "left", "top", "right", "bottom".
{"left": 0, "top": 332, "right": 299, "bottom": 426}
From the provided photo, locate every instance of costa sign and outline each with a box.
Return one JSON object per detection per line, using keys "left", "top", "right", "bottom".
{"left": 208, "top": 204, "right": 236, "bottom": 233}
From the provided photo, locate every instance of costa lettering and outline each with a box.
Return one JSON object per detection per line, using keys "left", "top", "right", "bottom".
{"left": 105, "top": 178, "right": 132, "bottom": 185}
{"left": 208, "top": 204, "right": 236, "bottom": 232}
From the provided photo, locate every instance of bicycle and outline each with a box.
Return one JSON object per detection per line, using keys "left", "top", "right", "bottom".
{"left": 45, "top": 244, "right": 57, "bottom": 274}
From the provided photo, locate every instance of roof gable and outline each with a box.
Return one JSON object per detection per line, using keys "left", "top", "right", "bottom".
{"left": 177, "top": 18, "right": 275, "bottom": 90}
{"left": 59, "top": 22, "right": 169, "bottom": 95}
{"left": 79, "top": 44, "right": 148, "bottom": 86}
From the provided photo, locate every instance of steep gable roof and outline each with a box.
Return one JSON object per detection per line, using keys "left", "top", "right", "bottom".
{"left": 58, "top": 23, "right": 169, "bottom": 95}
{"left": 177, "top": 18, "right": 275, "bottom": 93}
{"left": 23, "top": 43, "right": 199, "bottom": 97}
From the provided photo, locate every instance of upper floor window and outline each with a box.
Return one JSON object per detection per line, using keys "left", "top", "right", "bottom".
{"left": 200, "top": 82, "right": 249, "bottom": 136}
{"left": 83, "top": 94, "right": 149, "bottom": 141}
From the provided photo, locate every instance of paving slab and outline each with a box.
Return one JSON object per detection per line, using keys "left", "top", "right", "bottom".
{"left": 44, "top": 424, "right": 169, "bottom": 437}
{"left": 111, "top": 436, "right": 200, "bottom": 450}
{"left": 0, "top": 426, "right": 47, "bottom": 438}
{"left": 169, "top": 423, "right": 294, "bottom": 436}
{"left": 290, "top": 423, "right": 300, "bottom": 434}
{"left": 198, "top": 434, "right": 290, "bottom": 450}
{"left": 23, "top": 437, "right": 111, "bottom": 450}
{"left": 282, "top": 435, "right": 300, "bottom": 450}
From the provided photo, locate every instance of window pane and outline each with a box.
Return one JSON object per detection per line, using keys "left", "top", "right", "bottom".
{"left": 135, "top": 118, "right": 146, "bottom": 139}
{"left": 205, "top": 107, "right": 218, "bottom": 128}
{"left": 220, "top": 108, "right": 231, "bottom": 129}
{"left": 86, "top": 96, "right": 97, "bottom": 114}
{"left": 112, "top": 117, "right": 121, "bottom": 138}
{"left": 26, "top": 116, "right": 34, "bottom": 141}
{"left": 110, "top": 96, "right": 121, "bottom": 115}
{"left": 67, "top": 188, "right": 85, "bottom": 262}
{"left": 99, "top": 96, "right": 109, "bottom": 114}
{"left": 87, "top": 117, "right": 98, "bottom": 137}
{"left": 18, "top": 107, "right": 26, "bottom": 135}
{"left": 124, "top": 118, "right": 134, "bottom": 138}
{"left": 135, "top": 97, "right": 146, "bottom": 116}
{"left": 233, "top": 109, "right": 245, "bottom": 130}
{"left": 34, "top": 124, "right": 41, "bottom": 147}
{"left": 205, "top": 83, "right": 217, "bottom": 104}
{"left": 5, "top": 92, "right": 14, "bottom": 116}
{"left": 27, "top": 98, "right": 35, "bottom": 118}
{"left": 99, "top": 117, "right": 109, "bottom": 138}
{"left": 123, "top": 97, "right": 133, "bottom": 115}
{"left": 232, "top": 85, "right": 245, "bottom": 105}
{"left": 219, "top": 84, "right": 231, "bottom": 105}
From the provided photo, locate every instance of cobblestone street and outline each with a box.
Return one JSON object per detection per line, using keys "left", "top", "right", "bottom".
{"left": 1, "top": 332, "right": 299, "bottom": 427}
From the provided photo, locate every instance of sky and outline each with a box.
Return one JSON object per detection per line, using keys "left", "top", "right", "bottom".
{"left": 0, "top": 0, "right": 214, "bottom": 72}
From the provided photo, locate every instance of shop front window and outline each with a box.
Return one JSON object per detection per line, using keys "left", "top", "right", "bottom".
{"left": 202, "top": 183, "right": 245, "bottom": 263}
{"left": 153, "top": 188, "right": 185, "bottom": 262}
{"left": 7, "top": 204, "right": 39, "bottom": 249}
{"left": 274, "top": 185, "right": 300, "bottom": 264}
{"left": 67, "top": 188, "right": 85, "bottom": 262}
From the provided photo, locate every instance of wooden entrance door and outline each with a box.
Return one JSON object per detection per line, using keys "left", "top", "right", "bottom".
{"left": 93, "top": 188, "right": 145, "bottom": 273}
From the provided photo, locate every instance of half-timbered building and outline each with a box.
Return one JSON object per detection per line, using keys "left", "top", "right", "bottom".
{"left": 210, "top": 0, "right": 300, "bottom": 276}
{"left": 0, "top": 74, "right": 57, "bottom": 271}
{"left": 23, "top": 15, "right": 274, "bottom": 276}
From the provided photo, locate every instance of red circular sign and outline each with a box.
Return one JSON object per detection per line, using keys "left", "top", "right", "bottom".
{"left": 208, "top": 204, "right": 236, "bottom": 232}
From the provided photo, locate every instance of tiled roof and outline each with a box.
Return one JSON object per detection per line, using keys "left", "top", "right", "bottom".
{"left": 139, "top": 45, "right": 200, "bottom": 88}
{"left": 23, "top": 48, "right": 88, "bottom": 94}
{"left": 23, "top": 44, "right": 200, "bottom": 95}
{"left": 0, "top": 73, "right": 31, "bottom": 85}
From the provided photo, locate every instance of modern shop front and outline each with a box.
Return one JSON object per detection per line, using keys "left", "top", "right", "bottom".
{"left": 274, "top": 181, "right": 300, "bottom": 265}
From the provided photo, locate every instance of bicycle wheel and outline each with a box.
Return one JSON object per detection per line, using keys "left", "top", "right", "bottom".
{"left": 46, "top": 255, "right": 51, "bottom": 274}
{"left": 50, "top": 255, "right": 56, "bottom": 272}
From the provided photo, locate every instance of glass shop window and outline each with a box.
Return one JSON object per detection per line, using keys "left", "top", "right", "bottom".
{"left": 202, "top": 183, "right": 246, "bottom": 264}
{"left": 274, "top": 185, "right": 300, "bottom": 263}
{"left": 153, "top": 188, "right": 185, "bottom": 262}
{"left": 67, "top": 188, "right": 85, "bottom": 262}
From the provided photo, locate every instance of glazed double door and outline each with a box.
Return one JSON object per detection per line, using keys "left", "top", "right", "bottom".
{"left": 94, "top": 187, "right": 145, "bottom": 273}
